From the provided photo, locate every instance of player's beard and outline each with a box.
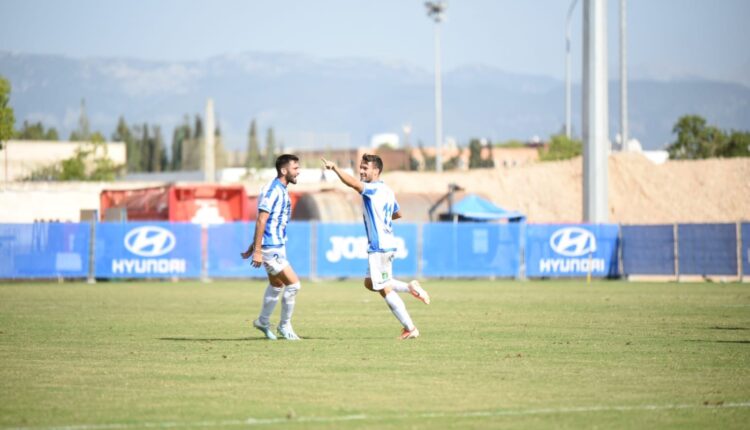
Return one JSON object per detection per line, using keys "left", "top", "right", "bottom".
{"left": 286, "top": 173, "right": 297, "bottom": 184}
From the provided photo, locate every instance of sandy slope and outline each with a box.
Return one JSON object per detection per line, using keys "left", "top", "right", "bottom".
{"left": 380, "top": 153, "right": 750, "bottom": 223}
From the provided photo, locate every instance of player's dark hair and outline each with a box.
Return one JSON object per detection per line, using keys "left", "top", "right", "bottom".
{"left": 362, "top": 154, "right": 383, "bottom": 173}
{"left": 275, "top": 154, "right": 299, "bottom": 176}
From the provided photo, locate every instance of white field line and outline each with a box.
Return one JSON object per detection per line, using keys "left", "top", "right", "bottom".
{"left": 6, "top": 401, "right": 750, "bottom": 430}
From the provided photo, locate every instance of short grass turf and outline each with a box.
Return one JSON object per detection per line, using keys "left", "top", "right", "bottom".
{"left": 1, "top": 279, "right": 749, "bottom": 429}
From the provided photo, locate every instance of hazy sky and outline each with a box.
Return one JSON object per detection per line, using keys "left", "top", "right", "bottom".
{"left": 1, "top": 0, "right": 749, "bottom": 85}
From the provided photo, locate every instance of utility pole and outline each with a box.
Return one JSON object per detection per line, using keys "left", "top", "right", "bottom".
{"left": 426, "top": 1, "right": 446, "bottom": 173}
{"left": 565, "top": 0, "right": 579, "bottom": 138}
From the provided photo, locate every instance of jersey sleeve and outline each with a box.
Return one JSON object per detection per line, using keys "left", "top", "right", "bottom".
{"left": 258, "top": 187, "right": 278, "bottom": 213}
{"left": 393, "top": 198, "right": 401, "bottom": 213}
{"left": 361, "top": 182, "right": 378, "bottom": 198}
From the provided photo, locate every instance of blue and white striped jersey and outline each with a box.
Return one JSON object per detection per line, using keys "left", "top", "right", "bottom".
{"left": 361, "top": 181, "right": 401, "bottom": 253}
{"left": 257, "top": 178, "right": 292, "bottom": 248}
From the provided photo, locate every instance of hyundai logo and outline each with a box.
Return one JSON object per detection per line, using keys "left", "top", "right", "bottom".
{"left": 124, "top": 226, "right": 176, "bottom": 257}
{"left": 550, "top": 227, "right": 596, "bottom": 257}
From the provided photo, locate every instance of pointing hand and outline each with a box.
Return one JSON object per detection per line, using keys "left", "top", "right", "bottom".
{"left": 321, "top": 157, "right": 335, "bottom": 170}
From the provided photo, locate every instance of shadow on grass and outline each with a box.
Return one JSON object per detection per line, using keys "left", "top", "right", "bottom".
{"left": 686, "top": 339, "right": 750, "bottom": 344}
{"left": 158, "top": 337, "right": 262, "bottom": 342}
{"left": 158, "top": 336, "right": 334, "bottom": 341}
{"left": 709, "top": 326, "right": 748, "bottom": 330}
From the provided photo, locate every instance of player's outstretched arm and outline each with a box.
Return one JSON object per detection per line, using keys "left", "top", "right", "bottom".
{"left": 321, "top": 157, "right": 364, "bottom": 193}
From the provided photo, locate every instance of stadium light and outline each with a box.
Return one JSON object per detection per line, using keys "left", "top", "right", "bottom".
{"left": 620, "top": 0, "right": 628, "bottom": 150}
{"left": 582, "top": 0, "right": 609, "bottom": 223}
{"left": 565, "top": 0, "right": 579, "bottom": 139}
{"left": 425, "top": 1, "right": 446, "bottom": 173}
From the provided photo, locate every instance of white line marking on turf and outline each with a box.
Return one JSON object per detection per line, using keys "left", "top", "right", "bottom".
{"left": 6, "top": 402, "right": 750, "bottom": 430}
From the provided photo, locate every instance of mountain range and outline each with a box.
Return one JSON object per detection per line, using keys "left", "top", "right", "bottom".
{"left": 1, "top": 51, "right": 749, "bottom": 151}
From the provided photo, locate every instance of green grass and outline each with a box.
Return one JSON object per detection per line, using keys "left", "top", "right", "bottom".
{"left": 1, "top": 279, "right": 749, "bottom": 429}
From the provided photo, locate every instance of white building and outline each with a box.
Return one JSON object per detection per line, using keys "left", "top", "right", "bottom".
{"left": 0, "top": 140, "right": 126, "bottom": 182}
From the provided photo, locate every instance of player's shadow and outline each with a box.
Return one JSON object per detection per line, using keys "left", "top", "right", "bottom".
{"left": 158, "top": 337, "right": 263, "bottom": 342}
{"left": 158, "top": 336, "right": 331, "bottom": 341}
{"left": 709, "top": 326, "right": 748, "bottom": 330}
{"left": 685, "top": 339, "right": 750, "bottom": 344}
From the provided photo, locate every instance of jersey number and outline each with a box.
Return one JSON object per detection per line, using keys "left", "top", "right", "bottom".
{"left": 383, "top": 203, "right": 393, "bottom": 230}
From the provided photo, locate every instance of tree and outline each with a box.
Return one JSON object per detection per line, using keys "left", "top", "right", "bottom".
{"left": 153, "top": 126, "right": 166, "bottom": 172}
{"left": 667, "top": 115, "right": 726, "bottom": 160}
{"left": 15, "top": 120, "right": 59, "bottom": 140}
{"left": 264, "top": 127, "right": 276, "bottom": 167}
{"left": 495, "top": 139, "right": 525, "bottom": 148}
{"left": 0, "top": 76, "right": 14, "bottom": 150}
{"left": 539, "top": 133, "right": 582, "bottom": 161}
{"left": 245, "top": 119, "right": 262, "bottom": 169}
{"left": 88, "top": 133, "right": 119, "bottom": 181}
{"left": 27, "top": 133, "right": 121, "bottom": 181}
{"left": 112, "top": 116, "right": 140, "bottom": 172}
{"left": 134, "top": 123, "right": 151, "bottom": 172}
{"left": 468, "top": 138, "right": 494, "bottom": 168}
{"left": 170, "top": 115, "right": 192, "bottom": 171}
{"left": 722, "top": 131, "right": 750, "bottom": 158}
{"left": 193, "top": 114, "right": 203, "bottom": 139}
{"left": 135, "top": 124, "right": 166, "bottom": 173}
{"left": 69, "top": 99, "right": 91, "bottom": 141}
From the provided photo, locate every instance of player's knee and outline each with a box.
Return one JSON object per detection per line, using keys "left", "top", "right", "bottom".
{"left": 364, "top": 279, "right": 374, "bottom": 291}
{"left": 283, "top": 282, "right": 300, "bottom": 297}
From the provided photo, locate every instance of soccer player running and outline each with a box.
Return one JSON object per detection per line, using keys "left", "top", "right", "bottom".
{"left": 322, "top": 154, "right": 430, "bottom": 340}
{"left": 241, "top": 154, "right": 302, "bottom": 341}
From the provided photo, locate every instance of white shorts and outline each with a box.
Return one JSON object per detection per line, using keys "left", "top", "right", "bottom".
{"left": 261, "top": 247, "right": 289, "bottom": 276}
{"left": 366, "top": 251, "right": 395, "bottom": 291}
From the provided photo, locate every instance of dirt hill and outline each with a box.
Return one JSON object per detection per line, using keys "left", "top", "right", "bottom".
{"left": 378, "top": 153, "right": 749, "bottom": 224}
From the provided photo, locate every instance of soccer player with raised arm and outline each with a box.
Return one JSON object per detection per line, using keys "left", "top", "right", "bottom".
{"left": 241, "top": 154, "right": 302, "bottom": 340}
{"left": 322, "top": 154, "right": 430, "bottom": 340}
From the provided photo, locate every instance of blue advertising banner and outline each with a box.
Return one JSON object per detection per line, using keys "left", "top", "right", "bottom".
{"left": 678, "top": 223, "right": 737, "bottom": 276}
{"left": 206, "top": 222, "right": 311, "bottom": 278}
{"left": 621, "top": 225, "right": 675, "bottom": 275}
{"left": 94, "top": 222, "right": 202, "bottom": 278}
{"left": 0, "top": 223, "right": 90, "bottom": 278}
{"left": 525, "top": 224, "right": 619, "bottom": 278}
{"left": 315, "top": 223, "right": 418, "bottom": 278}
{"left": 743, "top": 223, "right": 750, "bottom": 278}
{"left": 421, "top": 223, "right": 522, "bottom": 277}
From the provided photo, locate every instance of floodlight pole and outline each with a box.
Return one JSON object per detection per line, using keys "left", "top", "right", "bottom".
{"left": 426, "top": 2, "right": 446, "bottom": 173}
{"left": 565, "top": 0, "right": 579, "bottom": 139}
{"left": 619, "top": 0, "right": 628, "bottom": 150}
{"left": 582, "top": 0, "right": 609, "bottom": 223}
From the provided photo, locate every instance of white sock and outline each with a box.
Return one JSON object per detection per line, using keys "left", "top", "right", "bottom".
{"left": 258, "top": 284, "right": 282, "bottom": 326}
{"left": 390, "top": 279, "right": 410, "bottom": 294}
{"left": 279, "top": 283, "right": 301, "bottom": 327}
{"left": 384, "top": 291, "right": 415, "bottom": 330}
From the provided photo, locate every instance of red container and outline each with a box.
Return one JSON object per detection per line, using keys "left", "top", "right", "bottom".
{"left": 100, "top": 185, "right": 250, "bottom": 223}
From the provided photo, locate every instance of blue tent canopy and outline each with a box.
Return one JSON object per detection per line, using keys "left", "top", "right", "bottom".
{"left": 449, "top": 194, "right": 525, "bottom": 222}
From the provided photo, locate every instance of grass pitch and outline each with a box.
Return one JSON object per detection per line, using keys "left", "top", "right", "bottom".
{"left": 1, "top": 279, "right": 749, "bottom": 429}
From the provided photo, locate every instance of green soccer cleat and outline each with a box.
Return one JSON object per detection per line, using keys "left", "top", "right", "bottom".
{"left": 253, "top": 319, "right": 277, "bottom": 340}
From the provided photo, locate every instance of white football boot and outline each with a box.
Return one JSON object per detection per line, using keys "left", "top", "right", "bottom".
{"left": 253, "top": 319, "right": 277, "bottom": 340}
{"left": 408, "top": 280, "right": 431, "bottom": 305}
{"left": 277, "top": 324, "right": 301, "bottom": 340}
